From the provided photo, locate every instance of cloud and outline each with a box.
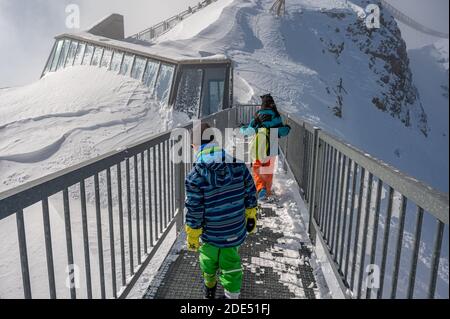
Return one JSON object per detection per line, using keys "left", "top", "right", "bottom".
{"left": 0, "top": 0, "right": 200, "bottom": 87}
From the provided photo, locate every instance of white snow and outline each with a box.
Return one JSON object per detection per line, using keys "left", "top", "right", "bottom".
{"left": 0, "top": 0, "right": 448, "bottom": 299}
{"left": 0, "top": 66, "right": 189, "bottom": 191}
{"left": 153, "top": 0, "right": 448, "bottom": 193}
{"left": 156, "top": 0, "right": 235, "bottom": 43}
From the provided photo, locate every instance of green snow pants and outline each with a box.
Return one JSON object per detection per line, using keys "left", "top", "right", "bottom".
{"left": 199, "top": 243, "right": 242, "bottom": 293}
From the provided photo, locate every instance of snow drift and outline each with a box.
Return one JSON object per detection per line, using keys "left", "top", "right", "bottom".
{"left": 0, "top": 66, "right": 188, "bottom": 192}
{"left": 155, "top": 0, "right": 448, "bottom": 192}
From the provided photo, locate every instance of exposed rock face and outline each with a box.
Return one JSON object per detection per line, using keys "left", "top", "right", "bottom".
{"left": 319, "top": 0, "right": 429, "bottom": 135}
{"left": 344, "top": 0, "right": 429, "bottom": 136}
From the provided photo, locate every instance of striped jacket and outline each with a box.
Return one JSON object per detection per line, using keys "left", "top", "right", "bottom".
{"left": 185, "top": 144, "right": 258, "bottom": 248}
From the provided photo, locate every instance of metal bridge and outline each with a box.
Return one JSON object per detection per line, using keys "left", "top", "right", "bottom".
{"left": 128, "top": 0, "right": 219, "bottom": 43}
{"left": 381, "top": 0, "right": 449, "bottom": 39}
{"left": 0, "top": 105, "right": 448, "bottom": 299}
{"left": 128, "top": 0, "right": 449, "bottom": 44}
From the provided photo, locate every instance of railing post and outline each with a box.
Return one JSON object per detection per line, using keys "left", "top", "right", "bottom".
{"left": 308, "top": 128, "right": 321, "bottom": 245}
{"left": 173, "top": 138, "right": 186, "bottom": 234}
{"left": 282, "top": 114, "right": 290, "bottom": 173}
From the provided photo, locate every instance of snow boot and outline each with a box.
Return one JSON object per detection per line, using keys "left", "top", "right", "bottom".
{"left": 224, "top": 291, "right": 240, "bottom": 299}
{"left": 258, "top": 188, "right": 267, "bottom": 201}
{"left": 204, "top": 283, "right": 217, "bottom": 299}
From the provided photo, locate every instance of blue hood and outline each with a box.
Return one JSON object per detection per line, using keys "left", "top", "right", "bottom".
{"left": 195, "top": 144, "right": 234, "bottom": 188}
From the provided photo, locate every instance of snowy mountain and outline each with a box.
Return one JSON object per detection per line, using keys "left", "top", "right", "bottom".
{"left": 0, "top": 67, "right": 189, "bottom": 192}
{"left": 155, "top": 0, "right": 448, "bottom": 191}
{"left": 0, "top": 0, "right": 448, "bottom": 193}
{"left": 0, "top": 0, "right": 448, "bottom": 300}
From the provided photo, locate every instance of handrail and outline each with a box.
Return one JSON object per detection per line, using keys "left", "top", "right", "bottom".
{"left": 128, "top": 0, "right": 219, "bottom": 42}
{"left": 0, "top": 105, "right": 448, "bottom": 299}
{"left": 380, "top": 0, "right": 449, "bottom": 39}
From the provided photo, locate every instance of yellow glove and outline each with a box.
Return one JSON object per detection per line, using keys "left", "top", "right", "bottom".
{"left": 245, "top": 208, "right": 258, "bottom": 234}
{"left": 186, "top": 226, "right": 202, "bottom": 252}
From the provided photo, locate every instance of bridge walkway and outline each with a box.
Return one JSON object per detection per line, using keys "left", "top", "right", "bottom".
{"left": 143, "top": 164, "right": 327, "bottom": 299}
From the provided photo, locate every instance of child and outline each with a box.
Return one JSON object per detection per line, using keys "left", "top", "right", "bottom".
{"left": 185, "top": 123, "right": 258, "bottom": 299}
{"left": 240, "top": 94, "right": 290, "bottom": 200}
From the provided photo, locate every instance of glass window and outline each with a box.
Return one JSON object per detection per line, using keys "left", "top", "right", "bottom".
{"left": 208, "top": 80, "right": 225, "bottom": 114}
{"left": 155, "top": 63, "right": 175, "bottom": 105}
{"left": 65, "top": 41, "right": 79, "bottom": 67}
{"left": 119, "top": 54, "right": 134, "bottom": 76}
{"left": 50, "top": 40, "right": 64, "bottom": 72}
{"left": 110, "top": 51, "right": 124, "bottom": 73}
{"left": 100, "top": 49, "right": 112, "bottom": 69}
{"left": 43, "top": 43, "right": 57, "bottom": 75}
{"left": 56, "top": 39, "right": 71, "bottom": 70}
{"left": 175, "top": 68, "right": 203, "bottom": 118}
{"left": 73, "top": 42, "right": 86, "bottom": 66}
{"left": 82, "top": 44, "right": 94, "bottom": 65}
{"left": 91, "top": 47, "right": 103, "bottom": 67}
{"left": 142, "top": 59, "right": 160, "bottom": 93}
{"left": 130, "top": 56, "right": 146, "bottom": 80}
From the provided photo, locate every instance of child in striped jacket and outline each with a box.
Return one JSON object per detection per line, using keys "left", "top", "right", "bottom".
{"left": 185, "top": 123, "right": 258, "bottom": 299}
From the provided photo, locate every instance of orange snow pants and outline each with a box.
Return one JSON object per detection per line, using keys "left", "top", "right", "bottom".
{"left": 252, "top": 156, "right": 276, "bottom": 194}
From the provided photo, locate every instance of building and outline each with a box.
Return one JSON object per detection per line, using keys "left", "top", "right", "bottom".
{"left": 42, "top": 13, "right": 233, "bottom": 120}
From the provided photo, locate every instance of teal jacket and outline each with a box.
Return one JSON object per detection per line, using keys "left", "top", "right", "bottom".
{"left": 240, "top": 108, "right": 290, "bottom": 137}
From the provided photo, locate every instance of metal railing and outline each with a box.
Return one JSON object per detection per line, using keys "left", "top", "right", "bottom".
{"left": 275, "top": 111, "right": 449, "bottom": 299}
{"left": 128, "top": 0, "right": 219, "bottom": 43}
{"left": 380, "top": 0, "right": 449, "bottom": 39}
{"left": 0, "top": 124, "right": 193, "bottom": 299}
{"left": 0, "top": 105, "right": 448, "bottom": 299}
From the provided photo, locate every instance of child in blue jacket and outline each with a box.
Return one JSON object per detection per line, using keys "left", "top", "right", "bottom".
{"left": 185, "top": 123, "right": 258, "bottom": 299}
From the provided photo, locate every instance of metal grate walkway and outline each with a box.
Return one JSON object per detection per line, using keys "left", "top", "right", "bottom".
{"left": 143, "top": 206, "right": 319, "bottom": 299}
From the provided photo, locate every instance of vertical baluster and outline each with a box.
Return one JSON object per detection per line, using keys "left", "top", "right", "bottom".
{"left": 325, "top": 148, "right": 337, "bottom": 242}
{"left": 350, "top": 167, "right": 366, "bottom": 291}
{"left": 16, "top": 209, "right": 32, "bottom": 299}
{"left": 428, "top": 220, "right": 444, "bottom": 299}
{"left": 42, "top": 198, "right": 56, "bottom": 299}
{"left": 158, "top": 144, "right": 163, "bottom": 233}
{"left": 407, "top": 207, "right": 424, "bottom": 299}
{"left": 366, "top": 179, "right": 382, "bottom": 299}
{"left": 169, "top": 140, "right": 174, "bottom": 219}
{"left": 147, "top": 149, "right": 154, "bottom": 247}
{"left": 338, "top": 158, "right": 352, "bottom": 269}
{"left": 162, "top": 141, "right": 168, "bottom": 228}
{"left": 141, "top": 153, "right": 148, "bottom": 254}
{"left": 378, "top": 186, "right": 394, "bottom": 299}
{"left": 391, "top": 195, "right": 407, "bottom": 298}
{"left": 106, "top": 168, "right": 117, "bottom": 298}
{"left": 319, "top": 144, "right": 330, "bottom": 228}
{"left": 344, "top": 162, "right": 358, "bottom": 284}
{"left": 126, "top": 159, "right": 134, "bottom": 275}
{"left": 330, "top": 152, "right": 342, "bottom": 253}
{"left": 116, "top": 163, "right": 126, "bottom": 287}
{"left": 134, "top": 155, "right": 141, "bottom": 265}
{"left": 334, "top": 155, "right": 346, "bottom": 261}
{"left": 79, "top": 180, "right": 93, "bottom": 298}
{"left": 316, "top": 141, "right": 326, "bottom": 225}
{"left": 63, "top": 188, "right": 77, "bottom": 299}
{"left": 94, "top": 175, "right": 106, "bottom": 299}
{"left": 152, "top": 147, "right": 159, "bottom": 240}
{"left": 357, "top": 173, "right": 373, "bottom": 298}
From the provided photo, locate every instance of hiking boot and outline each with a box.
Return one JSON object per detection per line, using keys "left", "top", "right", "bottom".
{"left": 258, "top": 188, "right": 267, "bottom": 201}
{"left": 204, "top": 284, "right": 217, "bottom": 299}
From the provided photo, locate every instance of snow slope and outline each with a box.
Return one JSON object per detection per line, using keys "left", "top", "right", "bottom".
{"left": 0, "top": 66, "right": 192, "bottom": 298}
{"left": 0, "top": 66, "right": 188, "bottom": 192}
{"left": 156, "top": 0, "right": 448, "bottom": 192}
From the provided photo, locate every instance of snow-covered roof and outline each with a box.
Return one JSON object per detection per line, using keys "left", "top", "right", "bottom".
{"left": 55, "top": 31, "right": 230, "bottom": 65}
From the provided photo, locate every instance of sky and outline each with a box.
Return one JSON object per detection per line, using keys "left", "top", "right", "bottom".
{"left": 0, "top": 0, "right": 448, "bottom": 87}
